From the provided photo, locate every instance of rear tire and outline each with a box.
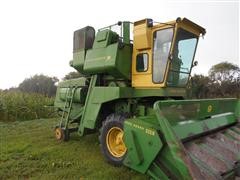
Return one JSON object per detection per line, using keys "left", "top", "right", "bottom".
{"left": 99, "top": 114, "right": 127, "bottom": 166}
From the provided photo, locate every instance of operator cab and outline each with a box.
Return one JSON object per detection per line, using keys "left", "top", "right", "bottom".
{"left": 132, "top": 18, "right": 206, "bottom": 88}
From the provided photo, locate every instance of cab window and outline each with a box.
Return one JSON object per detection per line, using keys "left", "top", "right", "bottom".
{"left": 136, "top": 53, "right": 148, "bottom": 72}
{"left": 167, "top": 28, "right": 198, "bottom": 86}
{"left": 153, "top": 28, "right": 174, "bottom": 83}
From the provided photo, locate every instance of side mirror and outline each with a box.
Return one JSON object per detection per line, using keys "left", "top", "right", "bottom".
{"left": 192, "top": 61, "right": 198, "bottom": 67}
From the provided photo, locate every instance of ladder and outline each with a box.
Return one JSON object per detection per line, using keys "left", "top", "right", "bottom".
{"left": 59, "top": 86, "right": 77, "bottom": 130}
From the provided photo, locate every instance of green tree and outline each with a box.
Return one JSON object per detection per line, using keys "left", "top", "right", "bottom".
{"left": 63, "top": 71, "right": 83, "bottom": 80}
{"left": 190, "top": 74, "right": 210, "bottom": 98}
{"left": 190, "top": 62, "right": 239, "bottom": 98}
{"left": 18, "top": 74, "right": 58, "bottom": 97}
{"left": 209, "top": 61, "right": 240, "bottom": 83}
{"left": 208, "top": 62, "right": 240, "bottom": 97}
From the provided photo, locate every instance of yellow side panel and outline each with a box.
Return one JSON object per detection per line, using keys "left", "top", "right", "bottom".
{"left": 133, "top": 19, "right": 152, "bottom": 50}
{"left": 132, "top": 74, "right": 166, "bottom": 88}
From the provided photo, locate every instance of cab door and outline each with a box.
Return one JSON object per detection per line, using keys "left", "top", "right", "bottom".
{"left": 131, "top": 20, "right": 174, "bottom": 88}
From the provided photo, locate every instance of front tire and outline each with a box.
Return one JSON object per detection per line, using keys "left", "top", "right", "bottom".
{"left": 99, "top": 114, "right": 127, "bottom": 166}
{"left": 55, "top": 127, "right": 69, "bottom": 141}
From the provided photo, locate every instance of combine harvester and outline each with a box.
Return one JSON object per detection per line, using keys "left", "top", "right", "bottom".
{"left": 54, "top": 18, "right": 240, "bottom": 179}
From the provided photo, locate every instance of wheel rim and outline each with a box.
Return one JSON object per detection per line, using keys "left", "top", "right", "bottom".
{"left": 106, "top": 127, "right": 127, "bottom": 158}
{"left": 55, "top": 128, "right": 62, "bottom": 140}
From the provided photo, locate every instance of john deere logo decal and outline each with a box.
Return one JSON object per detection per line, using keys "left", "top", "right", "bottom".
{"left": 207, "top": 105, "right": 213, "bottom": 112}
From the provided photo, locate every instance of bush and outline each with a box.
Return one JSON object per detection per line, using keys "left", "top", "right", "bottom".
{"left": 0, "top": 90, "right": 56, "bottom": 121}
{"left": 18, "top": 74, "right": 58, "bottom": 97}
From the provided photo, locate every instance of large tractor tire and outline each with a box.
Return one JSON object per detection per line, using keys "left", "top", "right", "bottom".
{"left": 99, "top": 114, "right": 127, "bottom": 166}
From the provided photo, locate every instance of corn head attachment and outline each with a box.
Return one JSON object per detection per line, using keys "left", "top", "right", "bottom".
{"left": 124, "top": 98, "right": 240, "bottom": 179}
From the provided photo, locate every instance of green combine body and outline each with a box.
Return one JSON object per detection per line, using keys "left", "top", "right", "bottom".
{"left": 54, "top": 18, "right": 240, "bottom": 179}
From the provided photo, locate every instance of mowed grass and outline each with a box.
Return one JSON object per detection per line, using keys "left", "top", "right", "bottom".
{"left": 0, "top": 118, "right": 147, "bottom": 179}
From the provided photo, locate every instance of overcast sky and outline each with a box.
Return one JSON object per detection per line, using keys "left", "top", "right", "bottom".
{"left": 0, "top": 0, "right": 239, "bottom": 89}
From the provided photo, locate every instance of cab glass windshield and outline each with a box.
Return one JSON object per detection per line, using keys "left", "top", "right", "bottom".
{"left": 167, "top": 28, "right": 198, "bottom": 86}
{"left": 153, "top": 28, "right": 174, "bottom": 83}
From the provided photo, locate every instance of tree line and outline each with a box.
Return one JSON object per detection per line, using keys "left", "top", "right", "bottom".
{"left": 4, "top": 72, "right": 83, "bottom": 97}
{"left": 190, "top": 61, "right": 240, "bottom": 98}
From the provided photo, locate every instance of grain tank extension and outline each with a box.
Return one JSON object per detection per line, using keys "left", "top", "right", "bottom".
{"left": 54, "top": 18, "right": 240, "bottom": 179}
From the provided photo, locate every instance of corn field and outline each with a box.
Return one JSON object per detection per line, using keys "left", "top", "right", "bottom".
{"left": 0, "top": 91, "right": 56, "bottom": 121}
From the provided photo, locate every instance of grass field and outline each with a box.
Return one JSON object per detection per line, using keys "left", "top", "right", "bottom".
{"left": 0, "top": 118, "right": 147, "bottom": 179}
